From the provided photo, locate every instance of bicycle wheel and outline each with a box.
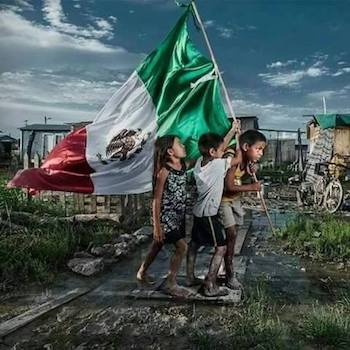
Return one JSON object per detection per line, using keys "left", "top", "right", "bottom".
{"left": 324, "top": 179, "right": 344, "bottom": 213}
{"left": 314, "top": 177, "right": 326, "bottom": 207}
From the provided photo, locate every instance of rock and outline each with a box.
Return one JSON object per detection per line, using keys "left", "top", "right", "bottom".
{"left": 135, "top": 234, "right": 149, "bottom": 245}
{"left": 67, "top": 258, "right": 104, "bottom": 276}
{"left": 119, "top": 233, "right": 132, "bottom": 242}
{"left": 90, "top": 246, "right": 106, "bottom": 256}
{"left": 91, "top": 245, "right": 115, "bottom": 257}
{"left": 56, "top": 306, "right": 77, "bottom": 323}
{"left": 336, "top": 262, "right": 345, "bottom": 270}
{"left": 114, "top": 246, "right": 128, "bottom": 259}
{"left": 114, "top": 241, "right": 128, "bottom": 251}
{"left": 127, "top": 238, "right": 137, "bottom": 251}
{"left": 74, "top": 251, "right": 94, "bottom": 259}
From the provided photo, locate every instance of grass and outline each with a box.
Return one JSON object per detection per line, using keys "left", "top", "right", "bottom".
{"left": 301, "top": 302, "right": 350, "bottom": 349}
{"left": 0, "top": 175, "right": 66, "bottom": 217}
{"left": 0, "top": 176, "right": 120, "bottom": 290}
{"left": 190, "top": 283, "right": 350, "bottom": 350}
{"left": 190, "top": 286, "right": 297, "bottom": 350}
{"left": 0, "top": 221, "right": 116, "bottom": 289}
{"left": 273, "top": 214, "right": 350, "bottom": 260}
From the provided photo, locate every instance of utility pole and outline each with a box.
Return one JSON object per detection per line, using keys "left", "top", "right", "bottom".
{"left": 44, "top": 116, "right": 52, "bottom": 124}
{"left": 322, "top": 96, "right": 327, "bottom": 114}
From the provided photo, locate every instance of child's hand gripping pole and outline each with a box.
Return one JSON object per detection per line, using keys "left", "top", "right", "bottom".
{"left": 249, "top": 163, "right": 276, "bottom": 235}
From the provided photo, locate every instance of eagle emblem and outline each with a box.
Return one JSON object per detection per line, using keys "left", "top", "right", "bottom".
{"left": 96, "top": 128, "right": 151, "bottom": 164}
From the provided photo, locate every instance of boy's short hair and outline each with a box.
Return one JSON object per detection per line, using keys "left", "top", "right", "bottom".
{"left": 239, "top": 129, "right": 266, "bottom": 146}
{"left": 198, "top": 132, "right": 224, "bottom": 157}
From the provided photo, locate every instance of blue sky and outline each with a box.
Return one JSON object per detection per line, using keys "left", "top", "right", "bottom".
{"left": 1, "top": 0, "right": 350, "bottom": 137}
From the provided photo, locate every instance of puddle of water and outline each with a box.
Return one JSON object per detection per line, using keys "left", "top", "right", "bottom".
{"left": 245, "top": 210, "right": 350, "bottom": 304}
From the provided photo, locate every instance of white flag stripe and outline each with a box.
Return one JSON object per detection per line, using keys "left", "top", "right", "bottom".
{"left": 86, "top": 72, "right": 157, "bottom": 194}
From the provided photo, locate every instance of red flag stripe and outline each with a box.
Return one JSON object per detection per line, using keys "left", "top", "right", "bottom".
{"left": 8, "top": 127, "right": 94, "bottom": 193}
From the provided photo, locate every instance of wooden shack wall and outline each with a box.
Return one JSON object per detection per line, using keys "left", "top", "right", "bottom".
{"left": 334, "top": 128, "right": 350, "bottom": 157}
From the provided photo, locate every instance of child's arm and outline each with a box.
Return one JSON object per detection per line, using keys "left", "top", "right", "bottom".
{"left": 224, "top": 164, "right": 262, "bottom": 194}
{"left": 223, "top": 120, "right": 241, "bottom": 150}
{"left": 152, "top": 168, "right": 169, "bottom": 243}
{"left": 223, "top": 146, "right": 243, "bottom": 168}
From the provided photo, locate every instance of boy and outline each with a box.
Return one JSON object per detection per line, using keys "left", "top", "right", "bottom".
{"left": 219, "top": 129, "right": 266, "bottom": 290}
{"left": 185, "top": 123, "right": 240, "bottom": 297}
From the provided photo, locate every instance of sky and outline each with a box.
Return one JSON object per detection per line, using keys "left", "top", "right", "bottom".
{"left": 1, "top": 0, "right": 350, "bottom": 138}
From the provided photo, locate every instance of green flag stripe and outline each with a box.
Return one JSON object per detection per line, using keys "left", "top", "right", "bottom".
{"left": 137, "top": 9, "right": 231, "bottom": 159}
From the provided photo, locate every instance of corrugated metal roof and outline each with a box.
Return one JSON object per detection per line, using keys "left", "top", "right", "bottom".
{"left": 19, "top": 124, "right": 71, "bottom": 131}
{"left": 0, "top": 135, "right": 17, "bottom": 142}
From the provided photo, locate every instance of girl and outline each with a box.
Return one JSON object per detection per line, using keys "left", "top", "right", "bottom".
{"left": 137, "top": 135, "right": 190, "bottom": 297}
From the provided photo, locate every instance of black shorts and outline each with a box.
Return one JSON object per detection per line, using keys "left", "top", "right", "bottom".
{"left": 191, "top": 215, "right": 226, "bottom": 247}
{"left": 163, "top": 223, "right": 186, "bottom": 244}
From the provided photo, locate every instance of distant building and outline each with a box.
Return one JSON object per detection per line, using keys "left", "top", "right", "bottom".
{"left": 262, "top": 138, "right": 308, "bottom": 166}
{"left": 67, "top": 121, "right": 93, "bottom": 132}
{"left": 236, "top": 115, "right": 259, "bottom": 131}
{"left": 0, "top": 134, "right": 18, "bottom": 166}
{"left": 20, "top": 124, "right": 71, "bottom": 161}
{"left": 228, "top": 115, "right": 259, "bottom": 132}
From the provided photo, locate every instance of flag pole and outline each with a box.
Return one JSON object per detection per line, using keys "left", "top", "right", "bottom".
{"left": 191, "top": 0, "right": 275, "bottom": 235}
{"left": 190, "top": 0, "right": 236, "bottom": 121}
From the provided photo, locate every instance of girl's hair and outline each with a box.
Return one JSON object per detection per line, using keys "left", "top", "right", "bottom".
{"left": 152, "top": 135, "right": 178, "bottom": 193}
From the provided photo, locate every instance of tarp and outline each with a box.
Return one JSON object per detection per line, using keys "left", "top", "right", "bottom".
{"left": 315, "top": 114, "right": 350, "bottom": 129}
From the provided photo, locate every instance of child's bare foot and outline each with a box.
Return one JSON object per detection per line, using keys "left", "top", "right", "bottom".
{"left": 225, "top": 274, "right": 242, "bottom": 290}
{"left": 202, "top": 282, "right": 229, "bottom": 297}
{"left": 161, "top": 281, "right": 193, "bottom": 298}
{"left": 184, "top": 277, "right": 204, "bottom": 287}
{"left": 136, "top": 270, "right": 156, "bottom": 285}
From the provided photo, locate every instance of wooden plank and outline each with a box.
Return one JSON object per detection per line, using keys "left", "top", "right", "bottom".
{"left": 91, "top": 195, "right": 97, "bottom": 213}
{"left": 128, "top": 287, "right": 241, "bottom": 304}
{"left": 120, "top": 195, "right": 126, "bottom": 216}
{"left": 0, "top": 288, "right": 90, "bottom": 339}
{"left": 105, "top": 195, "right": 111, "bottom": 213}
{"left": 79, "top": 194, "right": 85, "bottom": 214}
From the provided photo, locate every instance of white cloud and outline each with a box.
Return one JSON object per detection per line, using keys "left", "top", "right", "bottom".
{"left": 307, "top": 86, "right": 350, "bottom": 100}
{"left": 331, "top": 67, "right": 350, "bottom": 77}
{"left": 231, "top": 96, "right": 315, "bottom": 130}
{"left": 0, "top": 70, "right": 128, "bottom": 136}
{"left": 0, "top": 6, "right": 143, "bottom": 136}
{"left": 0, "top": 71, "right": 124, "bottom": 107}
{"left": 1, "top": 0, "right": 34, "bottom": 13}
{"left": 260, "top": 57, "right": 329, "bottom": 87}
{"left": 0, "top": 10, "right": 117, "bottom": 53}
{"left": 217, "top": 26, "right": 233, "bottom": 39}
{"left": 15, "top": 0, "right": 34, "bottom": 10}
{"left": 42, "top": 0, "right": 116, "bottom": 40}
{"left": 267, "top": 60, "right": 297, "bottom": 69}
{"left": 204, "top": 20, "right": 215, "bottom": 28}
{"left": 0, "top": 9, "right": 142, "bottom": 74}
{"left": 306, "top": 67, "right": 325, "bottom": 77}
{"left": 259, "top": 70, "right": 305, "bottom": 87}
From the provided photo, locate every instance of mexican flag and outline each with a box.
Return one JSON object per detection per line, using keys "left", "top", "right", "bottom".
{"left": 9, "top": 8, "right": 231, "bottom": 195}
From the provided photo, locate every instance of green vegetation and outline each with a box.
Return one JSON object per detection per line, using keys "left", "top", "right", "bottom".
{"left": 0, "top": 176, "right": 118, "bottom": 290}
{"left": 190, "top": 286, "right": 350, "bottom": 350}
{"left": 273, "top": 214, "right": 350, "bottom": 260}
{"left": 301, "top": 302, "right": 350, "bottom": 349}
{"left": 0, "top": 175, "right": 66, "bottom": 216}
{"left": 258, "top": 165, "right": 297, "bottom": 184}
{"left": 0, "top": 220, "right": 116, "bottom": 290}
